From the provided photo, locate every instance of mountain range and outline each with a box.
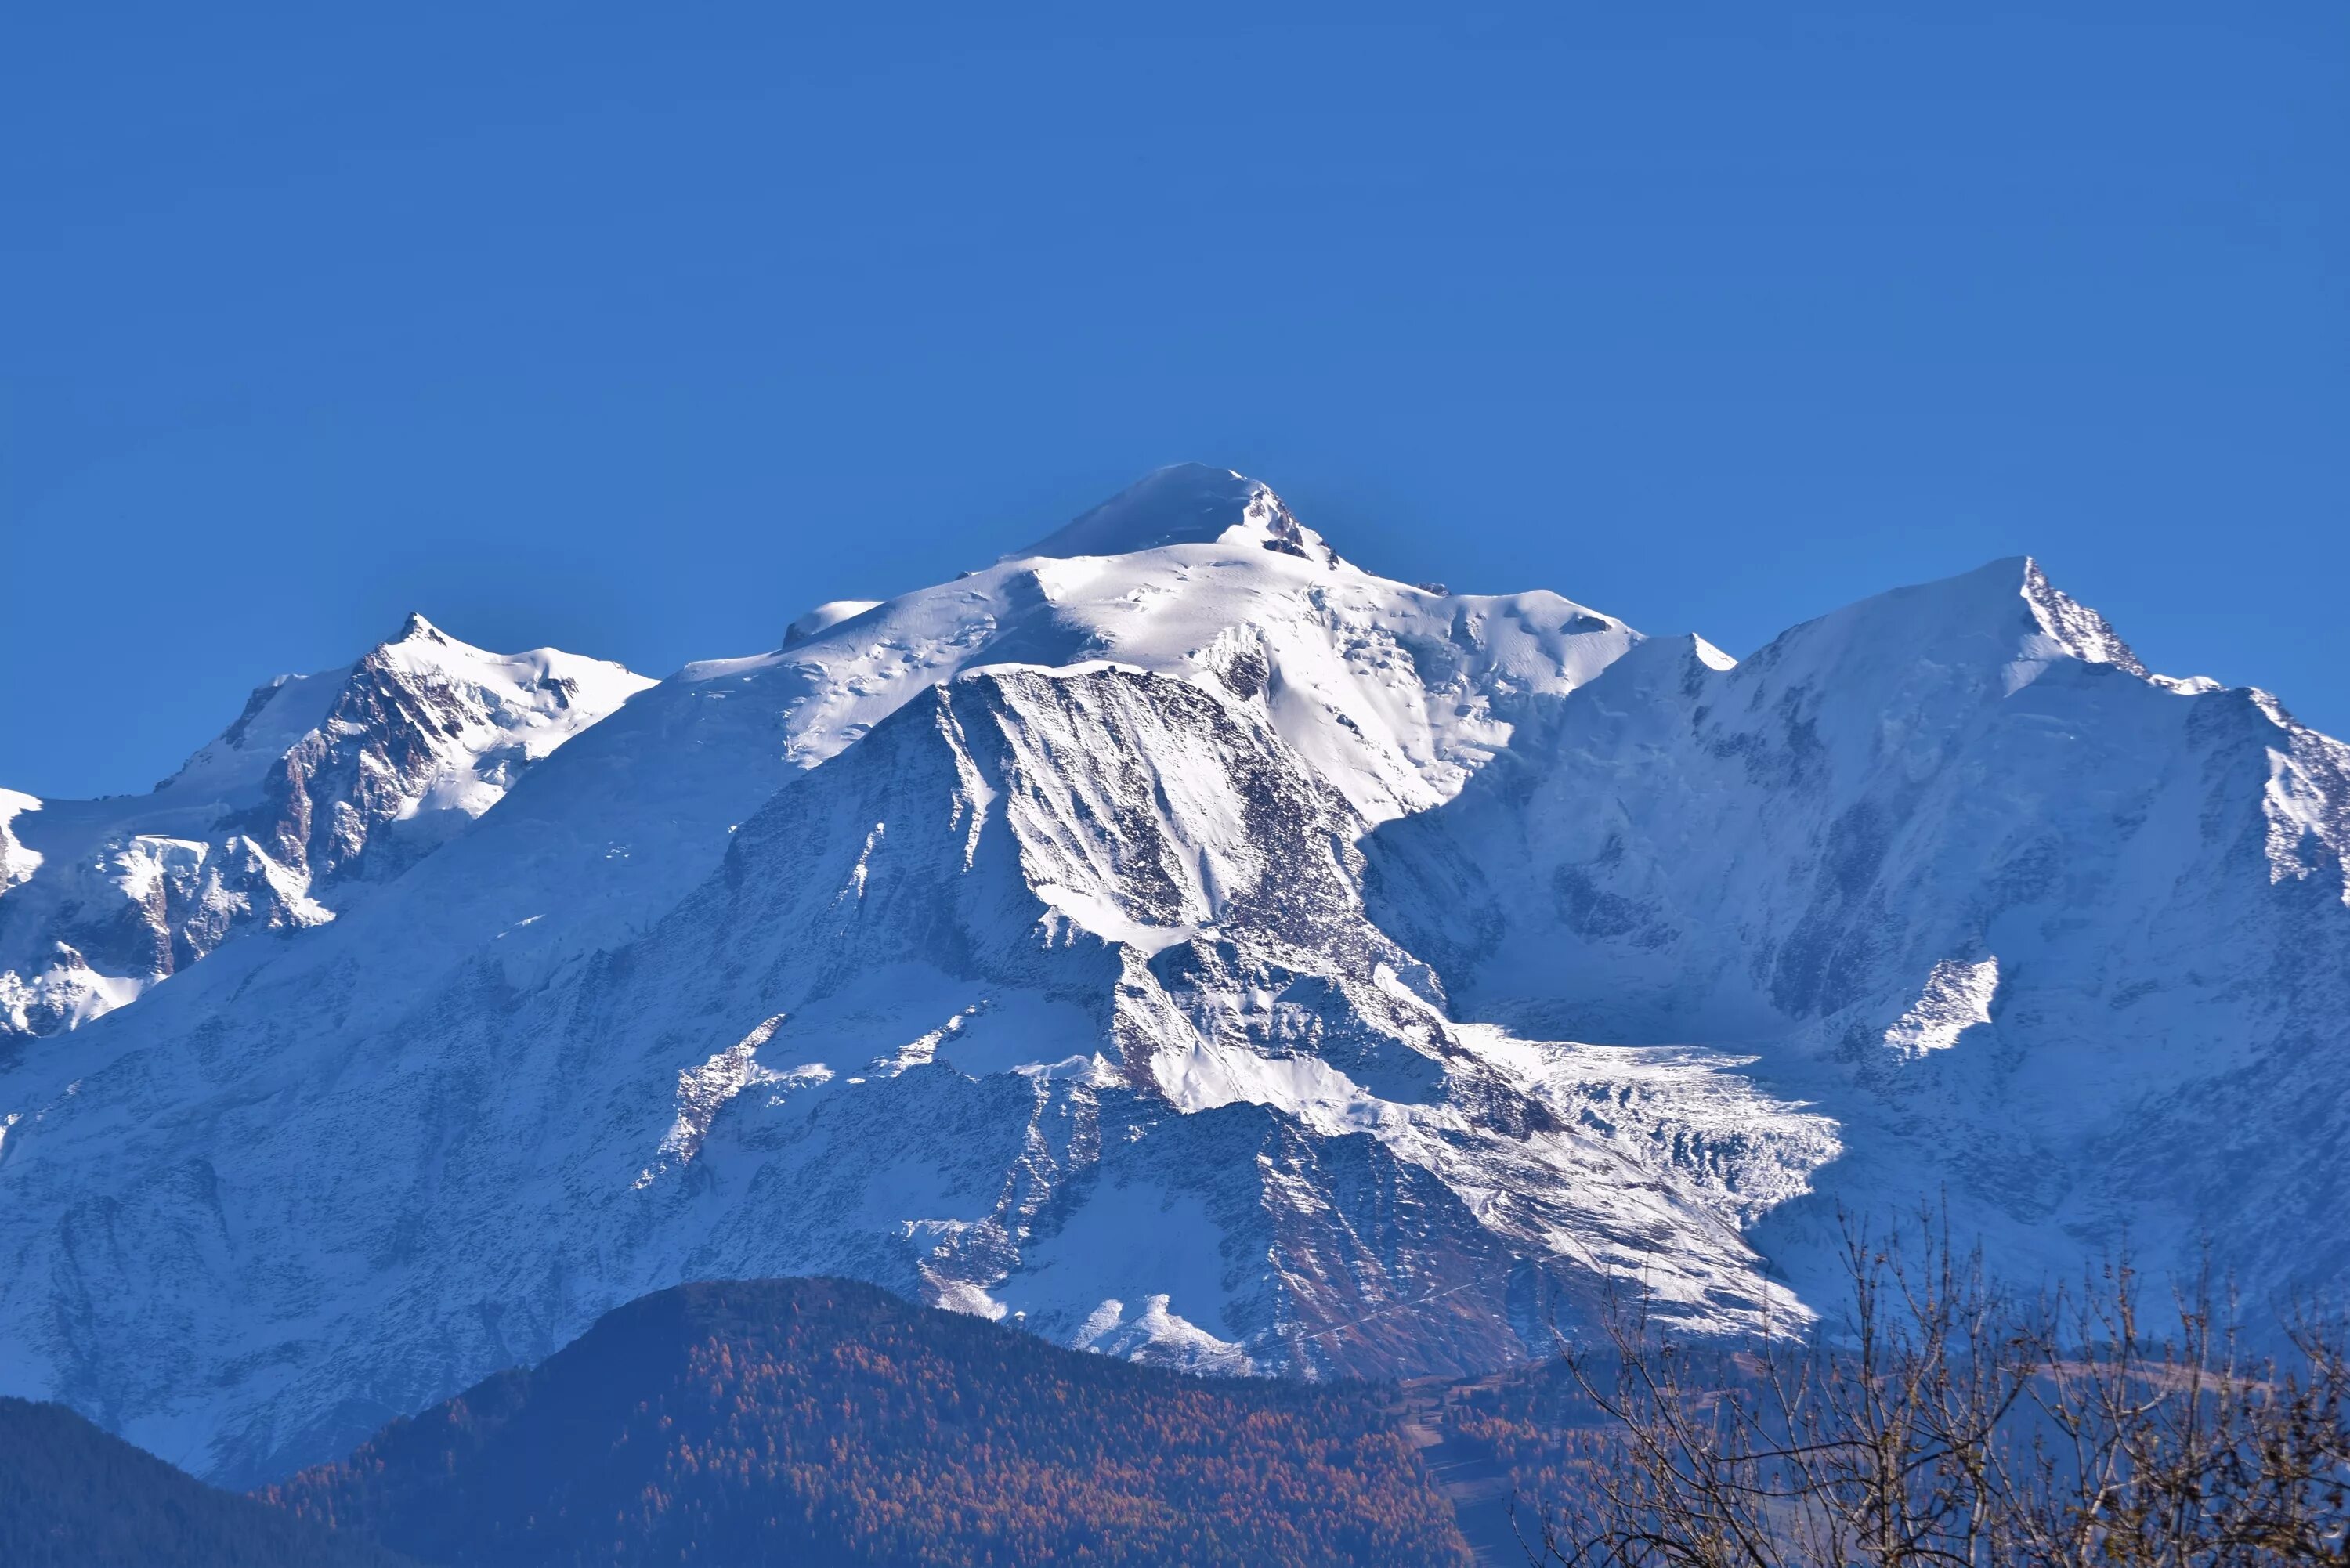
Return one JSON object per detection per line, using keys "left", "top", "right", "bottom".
{"left": 2, "top": 464, "right": 2342, "bottom": 1487}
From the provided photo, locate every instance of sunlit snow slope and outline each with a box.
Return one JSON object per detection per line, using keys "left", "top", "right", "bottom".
{"left": 0, "top": 466, "right": 2340, "bottom": 1490}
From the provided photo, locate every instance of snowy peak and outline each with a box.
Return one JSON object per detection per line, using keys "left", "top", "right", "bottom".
{"left": 1015, "top": 464, "right": 1341, "bottom": 568}
{"left": 165, "top": 616, "right": 646, "bottom": 804}
{"left": 1734, "top": 556, "right": 2189, "bottom": 725}
{"left": 0, "top": 622, "right": 651, "bottom": 1039}
{"left": 665, "top": 466, "right": 1635, "bottom": 847}
{"left": 267, "top": 619, "right": 654, "bottom": 880}
{"left": 1369, "top": 540, "right": 2350, "bottom": 1319}
{"left": 163, "top": 613, "right": 519, "bottom": 800}
{"left": 392, "top": 609, "right": 449, "bottom": 644}
{"left": 358, "top": 612, "right": 649, "bottom": 727}
{"left": 1766, "top": 555, "right": 2048, "bottom": 663}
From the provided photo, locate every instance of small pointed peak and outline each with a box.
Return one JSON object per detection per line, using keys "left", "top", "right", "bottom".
{"left": 1595, "top": 630, "right": 1730, "bottom": 695}
{"left": 394, "top": 612, "right": 448, "bottom": 645}
{"left": 1752, "top": 556, "right": 2162, "bottom": 699}
{"left": 1013, "top": 464, "right": 1342, "bottom": 568}
{"left": 2017, "top": 558, "right": 2147, "bottom": 677}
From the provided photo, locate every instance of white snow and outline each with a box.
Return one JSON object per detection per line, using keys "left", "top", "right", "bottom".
{"left": 1031, "top": 883, "right": 1197, "bottom": 955}
{"left": 1014, "top": 464, "right": 1338, "bottom": 568}
{"left": 0, "top": 789, "right": 42, "bottom": 890}
{"left": 785, "top": 599, "right": 884, "bottom": 647}
{"left": 1001, "top": 1184, "right": 1255, "bottom": 1375}
{"left": 1881, "top": 959, "right": 2001, "bottom": 1059}
{"left": 638, "top": 1014, "right": 791, "bottom": 1187}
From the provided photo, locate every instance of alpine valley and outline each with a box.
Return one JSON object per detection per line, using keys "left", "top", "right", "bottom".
{"left": 2, "top": 465, "right": 2344, "bottom": 1487}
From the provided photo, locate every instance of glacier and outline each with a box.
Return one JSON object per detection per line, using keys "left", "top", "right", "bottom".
{"left": 0, "top": 464, "right": 2341, "bottom": 1486}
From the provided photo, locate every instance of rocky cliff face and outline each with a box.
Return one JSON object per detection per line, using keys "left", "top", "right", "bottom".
{"left": 0, "top": 467, "right": 2339, "bottom": 1487}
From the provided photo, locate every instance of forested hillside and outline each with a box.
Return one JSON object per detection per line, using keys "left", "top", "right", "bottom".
{"left": 267, "top": 1277, "right": 1470, "bottom": 1567}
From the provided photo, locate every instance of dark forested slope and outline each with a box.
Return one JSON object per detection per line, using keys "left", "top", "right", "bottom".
{"left": 0, "top": 1396, "right": 407, "bottom": 1568}
{"left": 267, "top": 1277, "right": 1470, "bottom": 1567}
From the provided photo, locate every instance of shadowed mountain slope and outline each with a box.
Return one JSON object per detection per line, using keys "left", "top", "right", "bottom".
{"left": 0, "top": 1396, "right": 409, "bottom": 1568}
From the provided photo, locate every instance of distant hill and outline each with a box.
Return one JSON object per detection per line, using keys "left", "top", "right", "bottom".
{"left": 0, "top": 1396, "right": 407, "bottom": 1568}
{"left": 266, "top": 1277, "right": 1471, "bottom": 1567}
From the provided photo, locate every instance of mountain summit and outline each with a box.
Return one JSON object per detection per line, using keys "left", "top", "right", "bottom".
{"left": 0, "top": 469, "right": 2342, "bottom": 1489}
{"left": 1017, "top": 463, "right": 1343, "bottom": 567}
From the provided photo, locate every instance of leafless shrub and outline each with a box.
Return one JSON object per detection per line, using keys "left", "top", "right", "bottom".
{"left": 1531, "top": 1212, "right": 2349, "bottom": 1567}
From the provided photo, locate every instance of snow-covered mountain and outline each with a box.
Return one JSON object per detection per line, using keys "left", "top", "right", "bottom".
{"left": 1366, "top": 555, "right": 2350, "bottom": 1294}
{"left": 0, "top": 619, "right": 651, "bottom": 1037}
{"left": 0, "top": 465, "right": 2340, "bottom": 1487}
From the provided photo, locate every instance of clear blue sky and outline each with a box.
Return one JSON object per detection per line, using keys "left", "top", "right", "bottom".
{"left": 5, "top": 3, "right": 2342, "bottom": 799}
